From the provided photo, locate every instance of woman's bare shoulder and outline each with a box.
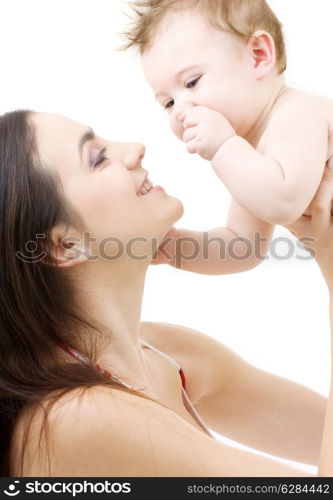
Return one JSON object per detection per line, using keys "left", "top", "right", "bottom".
{"left": 139, "top": 321, "right": 248, "bottom": 401}
{"left": 13, "top": 383, "right": 312, "bottom": 477}
{"left": 14, "top": 385, "right": 211, "bottom": 476}
{"left": 140, "top": 321, "right": 226, "bottom": 358}
{"left": 12, "top": 385, "right": 163, "bottom": 476}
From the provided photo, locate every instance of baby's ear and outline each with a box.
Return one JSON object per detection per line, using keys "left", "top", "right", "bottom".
{"left": 248, "top": 30, "right": 277, "bottom": 79}
{"left": 45, "top": 223, "right": 90, "bottom": 268}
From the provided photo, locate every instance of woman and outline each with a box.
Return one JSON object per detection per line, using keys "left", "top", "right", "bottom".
{"left": 0, "top": 109, "right": 331, "bottom": 476}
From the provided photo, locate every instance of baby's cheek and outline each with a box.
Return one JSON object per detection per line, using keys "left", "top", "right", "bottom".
{"left": 169, "top": 115, "right": 184, "bottom": 141}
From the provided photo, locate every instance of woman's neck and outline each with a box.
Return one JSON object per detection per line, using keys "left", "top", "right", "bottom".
{"left": 68, "top": 260, "right": 154, "bottom": 391}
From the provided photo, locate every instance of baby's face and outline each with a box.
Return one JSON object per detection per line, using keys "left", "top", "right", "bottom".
{"left": 142, "top": 8, "right": 258, "bottom": 140}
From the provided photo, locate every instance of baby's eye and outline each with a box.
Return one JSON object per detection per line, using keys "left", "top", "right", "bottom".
{"left": 185, "top": 76, "right": 202, "bottom": 89}
{"left": 164, "top": 99, "right": 174, "bottom": 111}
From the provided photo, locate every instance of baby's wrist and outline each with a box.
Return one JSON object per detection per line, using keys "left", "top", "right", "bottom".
{"left": 213, "top": 134, "right": 240, "bottom": 162}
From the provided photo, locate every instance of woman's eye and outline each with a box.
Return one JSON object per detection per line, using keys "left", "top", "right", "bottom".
{"left": 91, "top": 147, "right": 108, "bottom": 168}
{"left": 185, "top": 76, "right": 202, "bottom": 89}
{"left": 164, "top": 99, "right": 174, "bottom": 111}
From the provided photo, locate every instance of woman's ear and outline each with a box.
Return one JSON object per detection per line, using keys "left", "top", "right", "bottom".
{"left": 247, "top": 30, "right": 277, "bottom": 79}
{"left": 46, "top": 223, "right": 90, "bottom": 268}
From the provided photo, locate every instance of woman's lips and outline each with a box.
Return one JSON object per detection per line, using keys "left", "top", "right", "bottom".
{"left": 146, "top": 185, "right": 164, "bottom": 194}
{"left": 137, "top": 177, "right": 153, "bottom": 196}
{"left": 136, "top": 171, "right": 149, "bottom": 195}
{"left": 137, "top": 178, "right": 165, "bottom": 198}
{"left": 137, "top": 175, "right": 165, "bottom": 197}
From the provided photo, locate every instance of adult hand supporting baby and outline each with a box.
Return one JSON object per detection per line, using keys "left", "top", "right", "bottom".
{"left": 180, "top": 106, "right": 235, "bottom": 160}
{"left": 286, "top": 162, "right": 333, "bottom": 477}
{"left": 285, "top": 163, "right": 333, "bottom": 288}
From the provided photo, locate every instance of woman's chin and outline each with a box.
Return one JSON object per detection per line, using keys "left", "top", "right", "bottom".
{"left": 166, "top": 195, "right": 184, "bottom": 222}
{"left": 147, "top": 193, "right": 184, "bottom": 229}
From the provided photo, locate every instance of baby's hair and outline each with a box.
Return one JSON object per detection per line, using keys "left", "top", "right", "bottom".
{"left": 122, "top": 0, "right": 287, "bottom": 74}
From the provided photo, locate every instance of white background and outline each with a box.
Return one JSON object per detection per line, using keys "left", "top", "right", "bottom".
{"left": 1, "top": 0, "right": 333, "bottom": 472}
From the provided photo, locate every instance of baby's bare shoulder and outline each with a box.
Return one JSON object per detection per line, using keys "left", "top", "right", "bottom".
{"left": 273, "top": 88, "right": 331, "bottom": 119}
{"left": 264, "top": 88, "right": 331, "bottom": 138}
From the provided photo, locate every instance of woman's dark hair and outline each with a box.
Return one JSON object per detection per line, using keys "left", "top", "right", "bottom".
{"left": 0, "top": 110, "right": 154, "bottom": 476}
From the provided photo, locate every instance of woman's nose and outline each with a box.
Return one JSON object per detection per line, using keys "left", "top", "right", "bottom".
{"left": 122, "top": 143, "right": 146, "bottom": 169}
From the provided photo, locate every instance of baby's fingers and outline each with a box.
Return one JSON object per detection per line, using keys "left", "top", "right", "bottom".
{"left": 185, "top": 139, "right": 197, "bottom": 155}
{"left": 182, "top": 108, "right": 202, "bottom": 130}
{"left": 183, "top": 127, "right": 196, "bottom": 144}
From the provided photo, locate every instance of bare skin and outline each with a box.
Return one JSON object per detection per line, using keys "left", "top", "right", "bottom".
{"left": 12, "top": 320, "right": 326, "bottom": 477}
{"left": 142, "top": 8, "right": 333, "bottom": 274}
{"left": 9, "top": 113, "right": 332, "bottom": 477}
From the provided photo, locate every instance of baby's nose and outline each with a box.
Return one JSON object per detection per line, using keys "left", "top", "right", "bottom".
{"left": 123, "top": 143, "right": 146, "bottom": 169}
{"left": 177, "top": 103, "right": 194, "bottom": 123}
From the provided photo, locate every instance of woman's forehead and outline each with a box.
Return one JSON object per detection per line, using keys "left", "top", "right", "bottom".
{"left": 32, "top": 113, "right": 87, "bottom": 174}
{"left": 33, "top": 112, "right": 85, "bottom": 141}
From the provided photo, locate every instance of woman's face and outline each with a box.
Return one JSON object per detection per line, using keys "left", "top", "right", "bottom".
{"left": 33, "top": 113, "right": 183, "bottom": 262}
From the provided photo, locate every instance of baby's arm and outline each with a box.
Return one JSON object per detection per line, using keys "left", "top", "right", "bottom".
{"left": 212, "top": 98, "right": 328, "bottom": 225}
{"left": 154, "top": 198, "right": 274, "bottom": 274}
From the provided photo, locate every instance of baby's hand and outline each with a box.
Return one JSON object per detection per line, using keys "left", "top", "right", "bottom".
{"left": 181, "top": 106, "right": 235, "bottom": 161}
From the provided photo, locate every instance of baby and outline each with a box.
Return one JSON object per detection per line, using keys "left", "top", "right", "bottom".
{"left": 123, "top": 0, "right": 333, "bottom": 274}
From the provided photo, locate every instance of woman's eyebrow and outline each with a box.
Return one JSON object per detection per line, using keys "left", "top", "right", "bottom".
{"left": 79, "top": 128, "right": 95, "bottom": 160}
